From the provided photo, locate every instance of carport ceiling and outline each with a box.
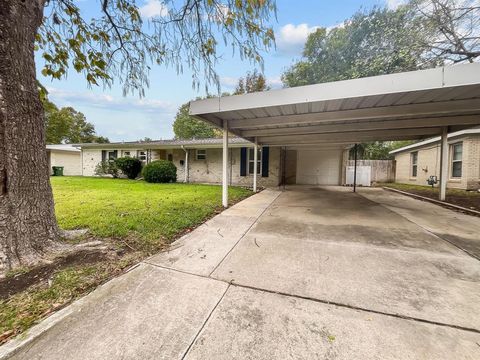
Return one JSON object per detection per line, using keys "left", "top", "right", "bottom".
{"left": 190, "top": 63, "right": 480, "bottom": 146}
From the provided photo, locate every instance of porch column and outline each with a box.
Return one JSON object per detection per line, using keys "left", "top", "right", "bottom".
{"left": 439, "top": 127, "right": 448, "bottom": 201}
{"left": 184, "top": 149, "right": 189, "bottom": 183}
{"left": 253, "top": 137, "right": 258, "bottom": 192}
{"left": 222, "top": 120, "right": 229, "bottom": 207}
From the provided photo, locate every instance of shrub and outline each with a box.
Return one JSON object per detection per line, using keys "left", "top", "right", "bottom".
{"left": 94, "top": 161, "right": 119, "bottom": 178}
{"left": 142, "top": 160, "right": 177, "bottom": 183}
{"left": 115, "top": 157, "right": 142, "bottom": 179}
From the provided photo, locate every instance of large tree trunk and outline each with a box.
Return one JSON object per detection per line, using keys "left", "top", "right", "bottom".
{"left": 0, "top": 0, "right": 60, "bottom": 272}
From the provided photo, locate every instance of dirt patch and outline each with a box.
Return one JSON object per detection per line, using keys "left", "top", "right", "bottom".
{"left": 408, "top": 190, "right": 480, "bottom": 211}
{"left": 0, "top": 249, "right": 115, "bottom": 299}
{"left": 381, "top": 183, "right": 480, "bottom": 213}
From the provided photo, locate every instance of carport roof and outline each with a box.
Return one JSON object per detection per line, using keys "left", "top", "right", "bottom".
{"left": 190, "top": 63, "right": 480, "bottom": 146}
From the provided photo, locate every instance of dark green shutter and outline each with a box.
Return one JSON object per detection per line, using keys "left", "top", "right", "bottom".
{"left": 261, "top": 146, "right": 269, "bottom": 177}
{"left": 101, "top": 150, "right": 107, "bottom": 162}
{"left": 240, "top": 147, "right": 247, "bottom": 176}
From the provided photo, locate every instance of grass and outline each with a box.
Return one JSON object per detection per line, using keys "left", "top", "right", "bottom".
{"left": 382, "top": 182, "right": 480, "bottom": 211}
{"left": 52, "top": 177, "right": 252, "bottom": 252}
{"left": 1, "top": 177, "right": 253, "bottom": 342}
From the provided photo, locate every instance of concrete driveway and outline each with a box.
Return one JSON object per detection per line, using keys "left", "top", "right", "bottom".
{"left": 3, "top": 187, "right": 480, "bottom": 359}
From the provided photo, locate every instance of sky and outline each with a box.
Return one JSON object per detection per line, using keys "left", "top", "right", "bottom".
{"left": 38, "top": 0, "right": 404, "bottom": 142}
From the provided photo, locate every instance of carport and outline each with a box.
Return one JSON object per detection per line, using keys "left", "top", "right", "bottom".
{"left": 190, "top": 63, "right": 480, "bottom": 206}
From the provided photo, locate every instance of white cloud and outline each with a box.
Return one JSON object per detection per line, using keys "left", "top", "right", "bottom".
{"left": 139, "top": 0, "right": 168, "bottom": 19}
{"left": 46, "top": 87, "right": 175, "bottom": 113}
{"left": 267, "top": 76, "right": 282, "bottom": 89}
{"left": 219, "top": 76, "right": 238, "bottom": 88}
{"left": 276, "top": 23, "right": 320, "bottom": 54}
{"left": 385, "top": 0, "right": 407, "bottom": 10}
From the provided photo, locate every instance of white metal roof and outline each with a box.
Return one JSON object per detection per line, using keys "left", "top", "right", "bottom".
{"left": 190, "top": 63, "right": 480, "bottom": 146}
{"left": 46, "top": 144, "right": 81, "bottom": 152}
{"left": 77, "top": 137, "right": 252, "bottom": 149}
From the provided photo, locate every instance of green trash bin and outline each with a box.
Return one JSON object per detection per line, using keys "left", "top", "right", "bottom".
{"left": 52, "top": 166, "right": 64, "bottom": 176}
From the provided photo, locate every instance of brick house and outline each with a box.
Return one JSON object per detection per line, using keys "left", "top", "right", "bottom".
{"left": 390, "top": 128, "right": 480, "bottom": 190}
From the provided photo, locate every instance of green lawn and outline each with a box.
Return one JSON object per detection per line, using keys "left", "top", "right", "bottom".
{"left": 0, "top": 177, "right": 252, "bottom": 342}
{"left": 52, "top": 177, "right": 252, "bottom": 251}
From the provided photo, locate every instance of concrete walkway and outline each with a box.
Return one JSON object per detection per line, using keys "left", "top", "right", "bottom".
{"left": 2, "top": 187, "right": 480, "bottom": 359}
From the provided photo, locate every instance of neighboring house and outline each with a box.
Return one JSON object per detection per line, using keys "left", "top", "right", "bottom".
{"left": 46, "top": 144, "right": 82, "bottom": 176}
{"left": 390, "top": 128, "right": 480, "bottom": 190}
{"left": 79, "top": 138, "right": 360, "bottom": 187}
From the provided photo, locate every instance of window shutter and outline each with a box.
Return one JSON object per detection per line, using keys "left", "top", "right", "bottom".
{"left": 101, "top": 150, "right": 107, "bottom": 162}
{"left": 262, "top": 146, "right": 269, "bottom": 177}
{"left": 240, "top": 147, "right": 247, "bottom": 176}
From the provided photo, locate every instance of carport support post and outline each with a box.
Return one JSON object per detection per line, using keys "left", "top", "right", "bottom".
{"left": 353, "top": 143, "right": 358, "bottom": 193}
{"left": 439, "top": 127, "right": 448, "bottom": 201}
{"left": 253, "top": 137, "right": 258, "bottom": 192}
{"left": 222, "top": 120, "right": 229, "bottom": 207}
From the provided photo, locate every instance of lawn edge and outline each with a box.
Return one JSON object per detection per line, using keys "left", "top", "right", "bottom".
{"left": 0, "top": 187, "right": 256, "bottom": 355}
{"left": 382, "top": 186, "right": 480, "bottom": 217}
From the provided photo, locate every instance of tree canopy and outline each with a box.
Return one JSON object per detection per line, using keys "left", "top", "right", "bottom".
{"left": 38, "top": 0, "right": 276, "bottom": 95}
{"left": 282, "top": 5, "right": 437, "bottom": 87}
{"left": 173, "top": 69, "right": 269, "bottom": 139}
{"left": 42, "top": 95, "right": 109, "bottom": 144}
{"left": 234, "top": 69, "right": 269, "bottom": 94}
{"left": 172, "top": 101, "right": 219, "bottom": 139}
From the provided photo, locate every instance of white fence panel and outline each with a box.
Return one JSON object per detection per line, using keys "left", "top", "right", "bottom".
{"left": 346, "top": 166, "right": 371, "bottom": 187}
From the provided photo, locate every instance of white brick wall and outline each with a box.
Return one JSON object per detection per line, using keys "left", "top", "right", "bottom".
{"left": 81, "top": 146, "right": 281, "bottom": 187}
{"left": 50, "top": 151, "right": 82, "bottom": 176}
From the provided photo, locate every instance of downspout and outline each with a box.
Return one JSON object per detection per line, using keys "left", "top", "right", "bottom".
{"left": 181, "top": 146, "right": 189, "bottom": 183}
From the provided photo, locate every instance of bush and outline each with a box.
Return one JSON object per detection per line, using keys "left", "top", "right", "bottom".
{"left": 115, "top": 157, "right": 142, "bottom": 179}
{"left": 142, "top": 160, "right": 177, "bottom": 183}
{"left": 94, "top": 161, "right": 119, "bottom": 178}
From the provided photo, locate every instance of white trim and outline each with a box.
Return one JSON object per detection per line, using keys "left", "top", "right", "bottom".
{"left": 195, "top": 149, "right": 207, "bottom": 160}
{"left": 389, "top": 128, "right": 480, "bottom": 155}
{"left": 450, "top": 142, "right": 463, "bottom": 179}
{"left": 191, "top": 64, "right": 480, "bottom": 115}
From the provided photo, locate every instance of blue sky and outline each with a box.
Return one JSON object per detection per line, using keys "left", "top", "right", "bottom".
{"left": 38, "top": 0, "right": 402, "bottom": 142}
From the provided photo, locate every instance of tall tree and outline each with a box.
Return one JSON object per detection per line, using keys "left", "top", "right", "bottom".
{"left": 173, "top": 101, "right": 219, "bottom": 139}
{"left": 174, "top": 70, "right": 269, "bottom": 139}
{"left": 43, "top": 98, "right": 109, "bottom": 144}
{"left": 282, "top": 5, "right": 437, "bottom": 87}
{"left": 234, "top": 69, "right": 269, "bottom": 94}
{"left": 411, "top": 0, "right": 480, "bottom": 63}
{"left": 0, "top": 0, "right": 275, "bottom": 271}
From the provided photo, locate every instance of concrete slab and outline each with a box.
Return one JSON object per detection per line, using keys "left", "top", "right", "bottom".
{"left": 359, "top": 188, "right": 480, "bottom": 259}
{"left": 148, "top": 189, "right": 281, "bottom": 276}
{"left": 212, "top": 187, "right": 480, "bottom": 330}
{"left": 7, "top": 264, "right": 227, "bottom": 360}
{"left": 185, "top": 286, "right": 480, "bottom": 360}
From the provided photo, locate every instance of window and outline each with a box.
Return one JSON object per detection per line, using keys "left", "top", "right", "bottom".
{"left": 451, "top": 143, "right": 463, "bottom": 178}
{"left": 248, "top": 148, "right": 261, "bottom": 175}
{"left": 196, "top": 149, "right": 206, "bottom": 160}
{"left": 123, "top": 151, "right": 131, "bottom": 157}
{"left": 107, "top": 150, "right": 117, "bottom": 161}
{"left": 410, "top": 152, "right": 418, "bottom": 177}
{"left": 167, "top": 153, "right": 173, "bottom": 162}
{"left": 138, "top": 150, "right": 147, "bottom": 162}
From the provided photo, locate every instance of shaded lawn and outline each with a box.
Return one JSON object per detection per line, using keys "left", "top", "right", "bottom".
{"left": 53, "top": 177, "right": 253, "bottom": 251}
{"left": 383, "top": 183, "right": 480, "bottom": 211}
{"left": 1, "top": 177, "right": 252, "bottom": 342}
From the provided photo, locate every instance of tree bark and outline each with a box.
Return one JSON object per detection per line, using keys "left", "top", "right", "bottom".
{"left": 0, "top": 0, "right": 60, "bottom": 272}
